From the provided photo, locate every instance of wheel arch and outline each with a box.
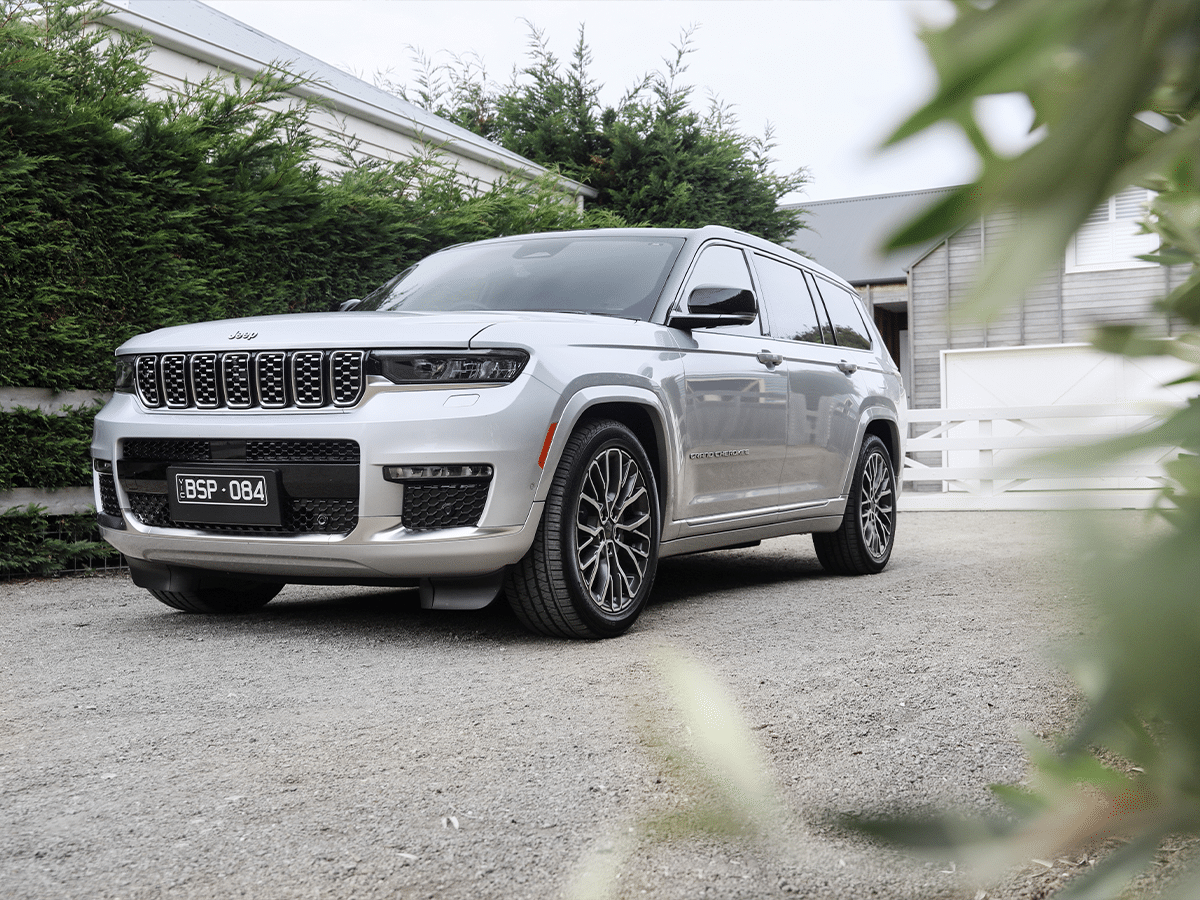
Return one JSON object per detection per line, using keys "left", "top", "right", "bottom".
{"left": 836, "top": 407, "right": 903, "bottom": 500}
{"left": 535, "top": 388, "right": 673, "bottom": 512}
{"left": 576, "top": 402, "right": 666, "bottom": 500}
{"left": 863, "top": 416, "right": 900, "bottom": 470}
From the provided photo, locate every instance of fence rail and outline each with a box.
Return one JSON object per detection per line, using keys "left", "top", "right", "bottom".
{"left": 900, "top": 403, "right": 1180, "bottom": 510}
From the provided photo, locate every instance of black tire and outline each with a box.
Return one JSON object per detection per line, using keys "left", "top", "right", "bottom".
{"left": 506, "top": 419, "right": 660, "bottom": 638}
{"left": 814, "top": 434, "right": 897, "bottom": 575}
{"left": 150, "top": 582, "right": 282, "bottom": 614}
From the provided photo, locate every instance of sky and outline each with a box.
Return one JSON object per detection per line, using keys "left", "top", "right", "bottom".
{"left": 202, "top": 0, "right": 1031, "bottom": 204}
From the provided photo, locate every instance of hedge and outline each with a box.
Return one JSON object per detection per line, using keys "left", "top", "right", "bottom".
{"left": 0, "top": 505, "right": 119, "bottom": 577}
{"left": 0, "top": 1, "right": 621, "bottom": 576}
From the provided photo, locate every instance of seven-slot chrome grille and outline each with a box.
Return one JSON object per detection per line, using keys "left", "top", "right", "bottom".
{"left": 132, "top": 350, "right": 365, "bottom": 411}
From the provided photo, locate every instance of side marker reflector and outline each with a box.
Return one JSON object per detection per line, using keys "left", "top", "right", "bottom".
{"left": 538, "top": 423, "right": 557, "bottom": 469}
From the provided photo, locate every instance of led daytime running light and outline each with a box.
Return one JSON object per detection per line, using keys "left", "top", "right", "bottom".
{"left": 370, "top": 350, "right": 527, "bottom": 385}
{"left": 383, "top": 464, "right": 494, "bottom": 482}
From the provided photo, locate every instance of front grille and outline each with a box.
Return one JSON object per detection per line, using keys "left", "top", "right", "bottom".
{"left": 245, "top": 439, "right": 358, "bottom": 463}
{"left": 126, "top": 492, "right": 358, "bottom": 535}
{"left": 129, "top": 350, "right": 366, "bottom": 411}
{"left": 118, "top": 438, "right": 360, "bottom": 536}
{"left": 123, "top": 438, "right": 358, "bottom": 463}
{"left": 403, "top": 481, "right": 490, "bottom": 532}
{"left": 124, "top": 438, "right": 212, "bottom": 461}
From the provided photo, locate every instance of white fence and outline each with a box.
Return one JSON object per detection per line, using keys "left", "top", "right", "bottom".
{"left": 900, "top": 403, "right": 1181, "bottom": 510}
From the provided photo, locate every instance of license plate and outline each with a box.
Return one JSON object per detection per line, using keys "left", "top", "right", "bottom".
{"left": 167, "top": 467, "right": 282, "bottom": 526}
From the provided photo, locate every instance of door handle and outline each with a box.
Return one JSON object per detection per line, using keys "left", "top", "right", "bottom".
{"left": 756, "top": 351, "right": 783, "bottom": 368}
{"left": 837, "top": 360, "right": 858, "bottom": 376}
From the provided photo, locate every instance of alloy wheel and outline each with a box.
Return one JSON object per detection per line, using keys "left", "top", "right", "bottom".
{"left": 859, "top": 449, "right": 895, "bottom": 561}
{"left": 574, "top": 446, "right": 654, "bottom": 615}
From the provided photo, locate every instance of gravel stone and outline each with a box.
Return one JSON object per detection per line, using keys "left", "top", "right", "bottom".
{"left": 1, "top": 511, "right": 1119, "bottom": 899}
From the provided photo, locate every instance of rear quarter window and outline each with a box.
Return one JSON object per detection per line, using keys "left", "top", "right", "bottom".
{"left": 811, "top": 276, "right": 872, "bottom": 351}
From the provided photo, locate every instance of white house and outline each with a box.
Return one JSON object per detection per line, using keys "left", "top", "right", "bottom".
{"left": 787, "top": 187, "right": 1192, "bottom": 509}
{"left": 101, "top": 0, "right": 596, "bottom": 206}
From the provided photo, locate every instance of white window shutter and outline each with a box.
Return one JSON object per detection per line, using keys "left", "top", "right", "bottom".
{"left": 1067, "top": 187, "right": 1158, "bottom": 272}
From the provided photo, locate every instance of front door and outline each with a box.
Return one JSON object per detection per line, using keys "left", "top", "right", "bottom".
{"left": 672, "top": 244, "right": 789, "bottom": 524}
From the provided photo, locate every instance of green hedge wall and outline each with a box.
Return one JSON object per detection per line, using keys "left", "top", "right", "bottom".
{"left": 0, "top": 505, "right": 119, "bottom": 577}
{"left": 0, "top": 405, "right": 98, "bottom": 492}
{"left": 0, "top": 2, "right": 622, "bottom": 576}
{"left": 0, "top": 2, "right": 621, "bottom": 393}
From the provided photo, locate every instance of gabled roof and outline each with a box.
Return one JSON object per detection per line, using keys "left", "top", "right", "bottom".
{"left": 101, "top": 0, "right": 596, "bottom": 199}
{"left": 785, "top": 186, "right": 962, "bottom": 285}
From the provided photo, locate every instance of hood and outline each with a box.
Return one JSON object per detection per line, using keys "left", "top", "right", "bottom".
{"left": 115, "top": 310, "right": 659, "bottom": 355}
{"left": 115, "top": 311, "right": 502, "bottom": 354}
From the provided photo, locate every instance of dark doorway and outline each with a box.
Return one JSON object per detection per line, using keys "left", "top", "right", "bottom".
{"left": 873, "top": 307, "right": 907, "bottom": 367}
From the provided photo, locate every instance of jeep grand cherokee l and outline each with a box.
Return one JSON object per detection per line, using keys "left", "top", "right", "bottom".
{"left": 92, "top": 226, "right": 906, "bottom": 638}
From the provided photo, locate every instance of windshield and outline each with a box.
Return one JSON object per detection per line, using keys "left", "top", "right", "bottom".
{"left": 356, "top": 235, "right": 685, "bottom": 320}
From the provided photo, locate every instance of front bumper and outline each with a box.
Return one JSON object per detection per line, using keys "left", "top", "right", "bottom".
{"left": 97, "top": 508, "right": 542, "bottom": 580}
{"left": 91, "top": 378, "right": 557, "bottom": 580}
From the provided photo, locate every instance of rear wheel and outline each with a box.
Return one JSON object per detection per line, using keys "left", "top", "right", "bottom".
{"left": 507, "top": 419, "right": 660, "bottom": 638}
{"left": 150, "top": 582, "right": 281, "bottom": 614}
{"left": 814, "top": 434, "right": 896, "bottom": 575}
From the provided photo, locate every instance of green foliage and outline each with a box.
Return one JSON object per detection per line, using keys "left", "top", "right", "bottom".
{"left": 886, "top": 0, "right": 1200, "bottom": 324}
{"left": 859, "top": 1, "right": 1200, "bottom": 896}
{"left": 0, "top": 405, "right": 97, "bottom": 491}
{"left": 0, "top": 504, "right": 118, "bottom": 576}
{"left": 1, "top": 2, "right": 330, "bottom": 388}
{"left": 0, "top": 1, "right": 619, "bottom": 393}
{"left": 0, "top": 0, "right": 623, "bottom": 575}
{"left": 393, "top": 24, "right": 808, "bottom": 243}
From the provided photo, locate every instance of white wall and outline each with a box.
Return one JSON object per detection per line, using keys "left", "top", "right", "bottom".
{"left": 939, "top": 343, "right": 1190, "bottom": 497}
{"left": 942, "top": 343, "right": 1192, "bottom": 409}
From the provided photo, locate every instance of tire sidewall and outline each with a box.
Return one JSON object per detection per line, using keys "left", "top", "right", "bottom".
{"left": 852, "top": 436, "right": 896, "bottom": 570}
{"left": 554, "top": 422, "right": 660, "bottom": 637}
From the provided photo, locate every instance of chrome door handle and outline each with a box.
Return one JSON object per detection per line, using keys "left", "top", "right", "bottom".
{"left": 756, "top": 351, "right": 783, "bottom": 368}
{"left": 837, "top": 360, "right": 858, "bottom": 375}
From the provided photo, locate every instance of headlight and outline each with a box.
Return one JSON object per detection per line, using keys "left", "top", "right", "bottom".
{"left": 114, "top": 356, "right": 135, "bottom": 393}
{"left": 367, "top": 350, "right": 528, "bottom": 385}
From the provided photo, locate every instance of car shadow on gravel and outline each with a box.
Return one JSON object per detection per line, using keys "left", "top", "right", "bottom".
{"left": 113, "top": 541, "right": 832, "bottom": 642}
{"left": 249, "top": 586, "right": 537, "bottom": 638}
{"left": 649, "top": 544, "right": 828, "bottom": 607}
{"left": 113, "top": 584, "right": 535, "bottom": 644}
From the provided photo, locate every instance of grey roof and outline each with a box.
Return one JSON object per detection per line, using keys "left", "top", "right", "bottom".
{"left": 101, "top": 0, "right": 595, "bottom": 198}
{"left": 785, "top": 186, "right": 962, "bottom": 284}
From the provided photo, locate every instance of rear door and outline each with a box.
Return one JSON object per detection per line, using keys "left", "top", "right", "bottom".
{"left": 751, "top": 253, "right": 866, "bottom": 505}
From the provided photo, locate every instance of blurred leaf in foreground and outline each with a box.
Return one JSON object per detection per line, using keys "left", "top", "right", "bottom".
{"left": 568, "top": 648, "right": 785, "bottom": 900}
{"left": 860, "top": 0, "right": 1200, "bottom": 896}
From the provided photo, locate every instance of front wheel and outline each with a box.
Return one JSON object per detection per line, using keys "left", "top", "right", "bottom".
{"left": 814, "top": 434, "right": 896, "bottom": 575}
{"left": 506, "top": 419, "right": 660, "bottom": 638}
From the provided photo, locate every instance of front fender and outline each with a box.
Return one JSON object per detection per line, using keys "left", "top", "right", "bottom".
{"left": 531, "top": 383, "right": 680, "bottom": 517}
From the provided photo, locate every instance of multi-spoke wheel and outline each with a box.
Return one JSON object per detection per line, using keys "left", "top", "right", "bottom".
{"left": 813, "top": 434, "right": 896, "bottom": 575}
{"left": 506, "top": 419, "right": 660, "bottom": 638}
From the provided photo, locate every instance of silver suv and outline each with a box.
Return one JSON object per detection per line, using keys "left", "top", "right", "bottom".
{"left": 92, "top": 226, "right": 906, "bottom": 638}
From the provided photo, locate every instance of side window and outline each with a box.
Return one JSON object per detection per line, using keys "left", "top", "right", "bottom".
{"left": 681, "top": 244, "right": 760, "bottom": 335}
{"left": 811, "top": 277, "right": 872, "bottom": 351}
{"left": 802, "top": 272, "right": 836, "bottom": 344}
{"left": 753, "top": 254, "right": 825, "bottom": 343}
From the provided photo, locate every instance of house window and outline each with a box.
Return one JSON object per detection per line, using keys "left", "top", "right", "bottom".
{"left": 1065, "top": 186, "right": 1158, "bottom": 273}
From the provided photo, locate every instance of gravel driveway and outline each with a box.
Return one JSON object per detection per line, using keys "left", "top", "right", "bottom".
{"left": 1, "top": 511, "right": 1108, "bottom": 899}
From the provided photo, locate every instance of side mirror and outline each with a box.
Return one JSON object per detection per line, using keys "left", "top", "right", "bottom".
{"left": 338, "top": 298, "right": 362, "bottom": 312}
{"left": 667, "top": 286, "right": 758, "bottom": 330}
